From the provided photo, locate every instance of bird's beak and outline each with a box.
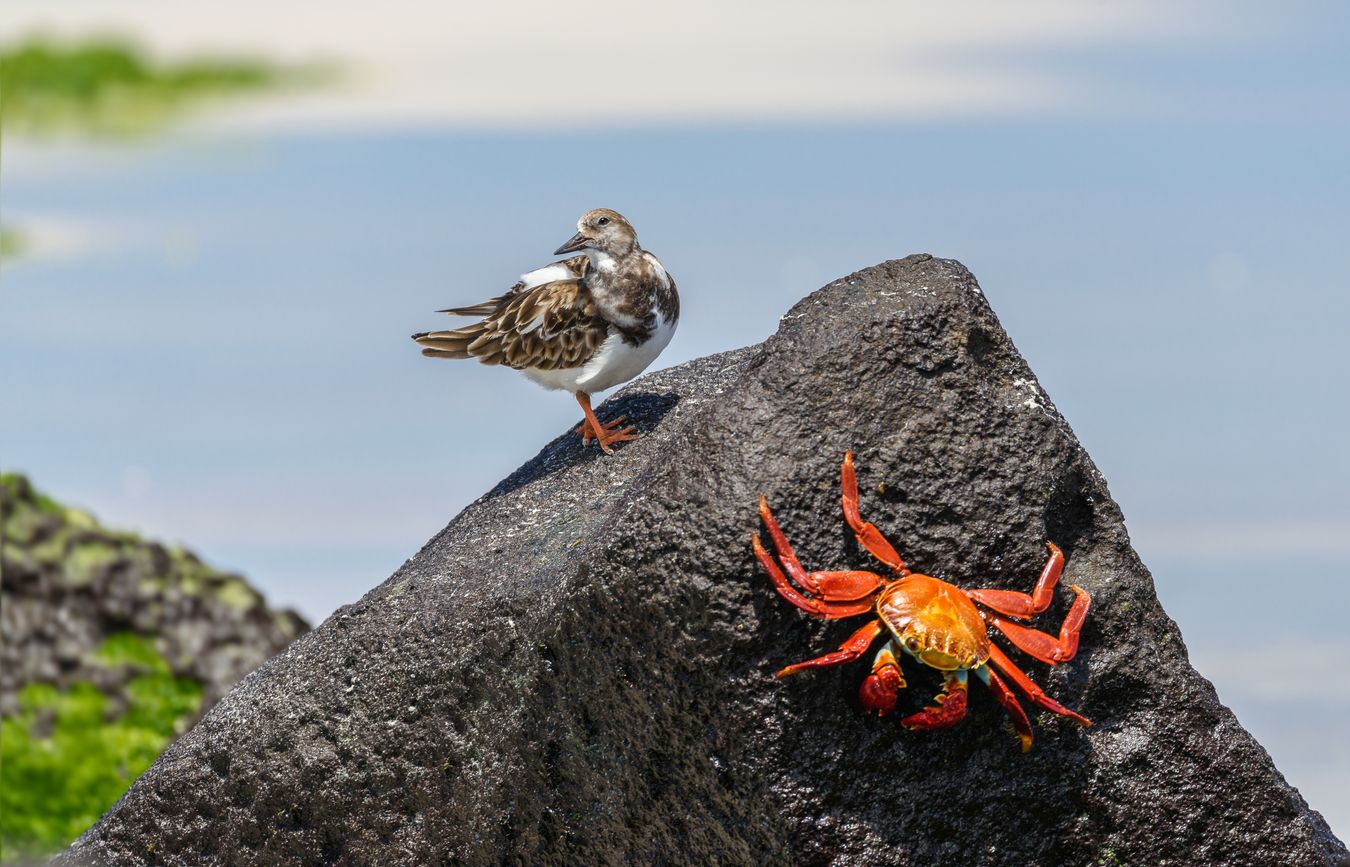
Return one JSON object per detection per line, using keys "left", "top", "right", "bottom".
{"left": 554, "top": 232, "right": 591, "bottom": 255}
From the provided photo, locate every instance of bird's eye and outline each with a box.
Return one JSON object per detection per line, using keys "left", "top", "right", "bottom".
{"left": 597, "top": 217, "right": 611, "bottom": 226}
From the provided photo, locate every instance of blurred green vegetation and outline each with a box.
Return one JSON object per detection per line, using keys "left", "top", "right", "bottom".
{"left": 0, "top": 228, "right": 22, "bottom": 263}
{"left": 0, "top": 634, "right": 203, "bottom": 863}
{"left": 0, "top": 35, "right": 327, "bottom": 137}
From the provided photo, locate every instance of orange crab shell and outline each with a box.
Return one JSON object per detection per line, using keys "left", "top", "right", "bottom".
{"left": 877, "top": 575, "right": 991, "bottom": 672}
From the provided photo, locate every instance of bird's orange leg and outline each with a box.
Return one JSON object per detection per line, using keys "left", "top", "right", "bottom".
{"left": 776, "top": 620, "right": 885, "bottom": 678}
{"left": 978, "top": 665, "right": 1034, "bottom": 752}
{"left": 987, "top": 585, "right": 1090, "bottom": 665}
{"left": 574, "top": 391, "right": 637, "bottom": 454}
{"left": 859, "top": 641, "right": 907, "bottom": 716}
{"left": 757, "top": 497, "right": 888, "bottom": 600}
{"left": 987, "top": 643, "right": 1091, "bottom": 727}
{"left": 575, "top": 416, "right": 630, "bottom": 443}
{"left": 840, "top": 452, "right": 909, "bottom": 575}
{"left": 967, "top": 543, "right": 1066, "bottom": 619}
{"left": 900, "top": 669, "right": 968, "bottom": 731}
{"left": 752, "top": 534, "right": 877, "bottom": 619}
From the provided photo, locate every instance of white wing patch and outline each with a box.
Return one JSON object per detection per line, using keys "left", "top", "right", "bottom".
{"left": 518, "top": 263, "right": 576, "bottom": 289}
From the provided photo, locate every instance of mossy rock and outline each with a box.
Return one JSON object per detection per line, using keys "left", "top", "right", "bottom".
{"left": 214, "top": 577, "right": 259, "bottom": 612}
{"left": 1, "top": 474, "right": 308, "bottom": 862}
{"left": 29, "top": 532, "right": 69, "bottom": 568}
{"left": 62, "top": 543, "right": 122, "bottom": 587}
{"left": 2, "top": 505, "right": 49, "bottom": 546}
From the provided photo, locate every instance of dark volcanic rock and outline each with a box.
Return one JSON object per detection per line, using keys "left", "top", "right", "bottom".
{"left": 59, "top": 256, "right": 1346, "bottom": 866}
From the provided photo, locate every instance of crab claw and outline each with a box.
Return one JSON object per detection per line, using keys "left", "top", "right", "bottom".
{"left": 860, "top": 668, "right": 902, "bottom": 716}
{"left": 860, "top": 646, "right": 906, "bottom": 716}
{"left": 900, "top": 671, "right": 969, "bottom": 731}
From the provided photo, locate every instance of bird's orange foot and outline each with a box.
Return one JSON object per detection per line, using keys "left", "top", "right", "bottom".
{"left": 575, "top": 416, "right": 638, "bottom": 454}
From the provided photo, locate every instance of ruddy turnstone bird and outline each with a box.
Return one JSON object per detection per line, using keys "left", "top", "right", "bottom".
{"left": 412, "top": 208, "right": 679, "bottom": 454}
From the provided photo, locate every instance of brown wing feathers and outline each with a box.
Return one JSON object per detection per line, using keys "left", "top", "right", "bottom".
{"left": 413, "top": 279, "right": 607, "bottom": 371}
{"left": 435, "top": 298, "right": 506, "bottom": 317}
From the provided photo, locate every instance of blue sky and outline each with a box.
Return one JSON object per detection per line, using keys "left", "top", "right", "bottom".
{"left": 2, "top": 0, "right": 1348, "bottom": 837}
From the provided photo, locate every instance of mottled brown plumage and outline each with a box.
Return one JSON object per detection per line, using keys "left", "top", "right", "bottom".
{"left": 413, "top": 256, "right": 606, "bottom": 371}
{"left": 412, "top": 208, "right": 679, "bottom": 453}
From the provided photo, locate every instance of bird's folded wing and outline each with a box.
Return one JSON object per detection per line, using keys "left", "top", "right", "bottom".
{"left": 413, "top": 277, "right": 607, "bottom": 371}
{"left": 435, "top": 256, "right": 588, "bottom": 316}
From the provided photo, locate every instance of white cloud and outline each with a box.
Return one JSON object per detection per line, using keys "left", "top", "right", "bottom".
{"left": 0, "top": 0, "right": 1250, "bottom": 131}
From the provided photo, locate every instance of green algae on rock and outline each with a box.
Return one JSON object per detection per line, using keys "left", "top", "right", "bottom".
{"left": 1, "top": 636, "right": 203, "bottom": 863}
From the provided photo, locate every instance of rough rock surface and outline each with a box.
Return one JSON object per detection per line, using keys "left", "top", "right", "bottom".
{"left": 58, "top": 256, "right": 1347, "bottom": 866}
{"left": 0, "top": 474, "right": 308, "bottom": 717}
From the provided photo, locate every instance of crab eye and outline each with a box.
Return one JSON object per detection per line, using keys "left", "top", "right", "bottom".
{"left": 904, "top": 638, "right": 920, "bottom": 652}
{"left": 597, "top": 217, "right": 611, "bottom": 226}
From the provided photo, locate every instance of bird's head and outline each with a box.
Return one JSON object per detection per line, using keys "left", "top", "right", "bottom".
{"left": 554, "top": 208, "right": 638, "bottom": 257}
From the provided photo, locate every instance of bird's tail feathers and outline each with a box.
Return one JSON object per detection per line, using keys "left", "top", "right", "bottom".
{"left": 411, "top": 326, "right": 486, "bottom": 360}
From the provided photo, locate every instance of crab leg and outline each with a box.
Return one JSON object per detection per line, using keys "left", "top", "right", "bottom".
{"left": 900, "top": 669, "right": 968, "bottom": 731}
{"left": 977, "top": 666, "right": 1034, "bottom": 752}
{"left": 777, "top": 620, "right": 886, "bottom": 678}
{"left": 987, "top": 585, "right": 1090, "bottom": 665}
{"left": 986, "top": 644, "right": 1091, "bottom": 727}
{"left": 840, "top": 452, "right": 910, "bottom": 575}
{"left": 966, "top": 543, "right": 1065, "bottom": 620}
{"left": 752, "top": 534, "right": 876, "bottom": 619}
{"left": 859, "top": 641, "right": 907, "bottom": 716}
{"left": 757, "top": 498, "right": 887, "bottom": 600}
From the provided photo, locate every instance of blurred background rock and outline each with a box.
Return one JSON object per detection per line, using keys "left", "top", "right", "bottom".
{"left": 0, "top": 474, "right": 308, "bottom": 862}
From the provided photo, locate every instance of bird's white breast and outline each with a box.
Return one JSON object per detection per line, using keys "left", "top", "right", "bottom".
{"left": 579, "top": 311, "right": 677, "bottom": 393}
{"left": 520, "top": 310, "right": 677, "bottom": 394}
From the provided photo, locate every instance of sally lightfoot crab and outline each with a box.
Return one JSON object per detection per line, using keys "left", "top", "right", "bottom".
{"left": 752, "top": 452, "right": 1092, "bottom": 751}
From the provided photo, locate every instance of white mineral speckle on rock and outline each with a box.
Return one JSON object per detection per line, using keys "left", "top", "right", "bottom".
{"left": 1011, "top": 377, "right": 1048, "bottom": 413}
